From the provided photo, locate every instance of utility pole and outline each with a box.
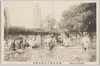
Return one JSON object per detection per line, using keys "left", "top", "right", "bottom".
{"left": 52, "top": 3, "right": 54, "bottom": 21}
{"left": 51, "top": 3, "right": 54, "bottom": 30}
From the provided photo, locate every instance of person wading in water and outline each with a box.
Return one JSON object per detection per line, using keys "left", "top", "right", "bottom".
{"left": 81, "top": 32, "right": 90, "bottom": 51}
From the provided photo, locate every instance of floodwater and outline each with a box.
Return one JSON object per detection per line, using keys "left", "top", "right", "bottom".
{"left": 4, "top": 43, "right": 96, "bottom": 62}
{"left": 4, "top": 35, "right": 96, "bottom": 62}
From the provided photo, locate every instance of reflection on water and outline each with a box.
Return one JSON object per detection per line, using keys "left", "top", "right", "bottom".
{"left": 4, "top": 44, "right": 96, "bottom": 62}
{"left": 4, "top": 35, "right": 96, "bottom": 62}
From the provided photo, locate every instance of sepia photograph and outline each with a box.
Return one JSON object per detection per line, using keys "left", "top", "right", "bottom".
{"left": 1, "top": 1, "right": 99, "bottom": 64}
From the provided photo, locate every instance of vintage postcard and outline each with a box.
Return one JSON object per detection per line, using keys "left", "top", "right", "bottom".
{"left": 1, "top": 1, "right": 99, "bottom": 65}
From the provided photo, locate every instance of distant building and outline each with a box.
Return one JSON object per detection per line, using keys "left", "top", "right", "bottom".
{"left": 33, "top": 4, "right": 41, "bottom": 28}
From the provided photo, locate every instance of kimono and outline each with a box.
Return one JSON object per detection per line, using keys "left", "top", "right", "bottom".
{"left": 63, "top": 37, "right": 69, "bottom": 47}
{"left": 81, "top": 36, "right": 90, "bottom": 49}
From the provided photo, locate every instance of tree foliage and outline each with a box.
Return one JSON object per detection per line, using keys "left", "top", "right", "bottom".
{"left": 61, "top": 3, "right": 96, "bottom": 33}
{"left": 41, "top": 15, "right": 57, "bottom": 30}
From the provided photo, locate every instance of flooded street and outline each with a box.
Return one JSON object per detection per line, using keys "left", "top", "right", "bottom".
{"left": 4, "top": 42, "right": 96, "bottom": 62}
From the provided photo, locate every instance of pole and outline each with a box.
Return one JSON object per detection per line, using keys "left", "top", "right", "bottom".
{"left": 51, "top": 3, "right": 54, "bottom": 30}
{"left": 52, "top": 3, "right": 54, "bottom": 21}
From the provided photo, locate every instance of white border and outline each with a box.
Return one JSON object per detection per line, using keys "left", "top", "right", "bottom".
{"left": 0, "top": 1, "right": 99, "bottom": 65}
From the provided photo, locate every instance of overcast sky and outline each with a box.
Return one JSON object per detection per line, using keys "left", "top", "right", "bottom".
{"left": 2, "top": 1, "right": 82, "bottom": 28}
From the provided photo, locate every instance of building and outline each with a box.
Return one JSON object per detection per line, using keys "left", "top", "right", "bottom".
{"left": 33, "top": 4, "right": 41, "bottom": 28}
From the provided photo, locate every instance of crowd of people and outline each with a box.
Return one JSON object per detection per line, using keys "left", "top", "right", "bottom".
{"left": 4, "top": 32, "right": 94, "bottom": 54}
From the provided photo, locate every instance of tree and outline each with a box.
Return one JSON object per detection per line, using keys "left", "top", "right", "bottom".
{"left": 4, "top": 8, "right": 9, "bottom": 40}
{"left": 41, "top": 15, "right": 56, "bottom": 30}
{"left": 61, "top": 3, "right": 96, "bottom": 35}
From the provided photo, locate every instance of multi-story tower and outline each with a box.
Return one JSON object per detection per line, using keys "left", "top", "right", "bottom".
{"left": 33, "top": 4, "right": 41, "bottom": 28}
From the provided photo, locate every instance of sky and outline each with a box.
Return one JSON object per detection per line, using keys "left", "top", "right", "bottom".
{"left": 2, "top": 1, "right": 82, "bottom": 28}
